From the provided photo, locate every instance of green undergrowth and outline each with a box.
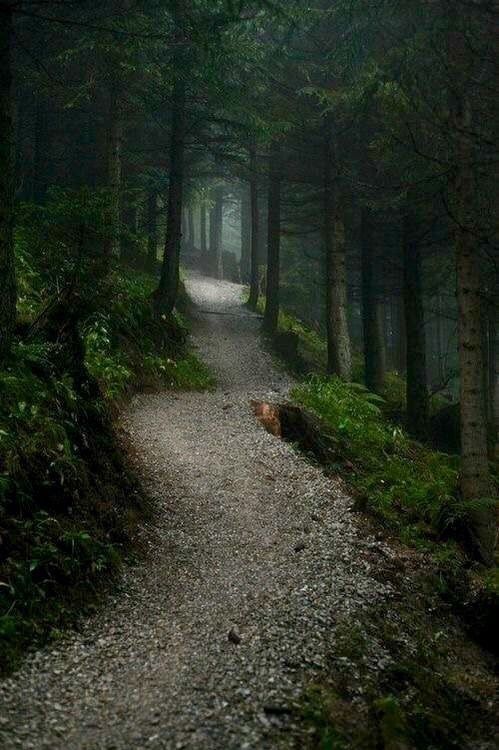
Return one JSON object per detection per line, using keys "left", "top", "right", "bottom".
{"left": 255, "top": 297, "right": 327, "bottom": 372}
{"left": 292, "top": 377, "right": 497, "bottom": 565}
{"left": 1, "top": 223, "right": 213, "bottom": 673}
{"left": 256, "top": 300, "right": 451, "bottom": 427}
{"left": 82, "top": 269, "right": 214, "bottom": 399}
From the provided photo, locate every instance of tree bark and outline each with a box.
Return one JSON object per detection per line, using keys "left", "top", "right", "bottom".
{"left": 200, "top": 202, "right": 207, "bottom": 256}
{"left": 392, "top": 292, "right": 407, "bottom": 374}
{"left": 323, "top": 130, "right": 352, "bottom": 379}
{"left": 209, "top": 186, "right": 224, "bottom": 279}
{"left": 263, "top": 146, "right": 281, "bottom": 335}
{"left": 187, "top": 205, "right": 195, "bottom": 249}
{"left": 147, "top": 191, "right": 157, "bottom": 267}
{"left": 248, "top": 145, "right": 260, "bottom": 309}
{"left": 0, "top": 2, "right": 16, "bottom": 361}
{"left": 403, "top": 208, "right": 429, "bottom": 441}
{"left": 154, "top": 74, "right": 186, "bottom": 316}
{"left": 453, "top": 96, "right": 496, "bottom": 565}
{"left": 120, "top": 191, "right": 138, "bottom": 261}
{"left": 105, "top": 90, "right": 122, "bottom": 261}
{"left": 361, "top": 208, "right": 385, "bottom": 393}
{"left": 240, "top": 185, "right": 251, "bottom": 284}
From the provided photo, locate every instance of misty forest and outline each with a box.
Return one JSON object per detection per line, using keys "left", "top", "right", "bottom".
{"left": 0, "top": 1, "right": 498, "bottom": 748}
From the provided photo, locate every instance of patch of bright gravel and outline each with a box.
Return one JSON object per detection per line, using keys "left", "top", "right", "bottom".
{"left": 0, "top": 274, "right": 395, "bottom": 749}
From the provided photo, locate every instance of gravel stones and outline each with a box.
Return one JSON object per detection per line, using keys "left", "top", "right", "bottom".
{"left": 0, "top": 273, "right": 392, "bottom": 749}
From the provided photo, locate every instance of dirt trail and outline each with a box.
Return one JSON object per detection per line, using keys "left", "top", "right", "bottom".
{"left": 0, "top": 274, "right": 393, "bottom": 749}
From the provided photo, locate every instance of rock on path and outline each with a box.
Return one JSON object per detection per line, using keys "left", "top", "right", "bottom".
{"left": 0, "top": 274, "right": 392, "bottom": 749}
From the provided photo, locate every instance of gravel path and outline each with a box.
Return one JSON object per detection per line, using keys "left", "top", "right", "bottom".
{"left": 0, "top": 274, "right": 393, "bottom": 750}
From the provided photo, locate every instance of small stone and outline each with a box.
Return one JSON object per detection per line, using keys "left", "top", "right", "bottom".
{"left": 294, "top": 541, "right": 306, "bottom": 553}
{"left": 228, "top": 627, "right": 242, "bottom": 645}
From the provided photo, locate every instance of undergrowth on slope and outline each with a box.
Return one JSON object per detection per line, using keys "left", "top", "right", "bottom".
{"left": 292, "top": 376, "right": 497, "bottom": 565}
{"left": 0, "top": 191, "right": 213, "bottom": 674}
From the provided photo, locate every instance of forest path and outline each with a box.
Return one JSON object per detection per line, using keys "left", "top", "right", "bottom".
{"left": 0, "top": 274, "right": 391, "bottom": 750}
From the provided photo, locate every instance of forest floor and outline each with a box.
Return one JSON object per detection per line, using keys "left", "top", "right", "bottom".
{"left": 0, "top": 274, "right": 497, "bottom": 750}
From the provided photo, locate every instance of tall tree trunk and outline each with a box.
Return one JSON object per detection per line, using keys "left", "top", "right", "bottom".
{"left": 361, "top": 208, "right": 385, "bottom": 393}
{"left": 0, "top": 2, "right": 16, "bottom": 361}
{"left": 323, "top": 129, "right": 352, "bottom": 379}
{"left": 209, "top": 186, "right": 223, "bottom": 279}
{"left": 32, "top": 96, "right": 48, "bottom": 203}
{"left": 240, "top": 185, "right": 251, "bottom": 284}
{"left": 263, "top": 146, "right": 281, "bottom": 334}
{"left": 105, "top": 91, "right": 122, "bottom": 261}
{"left": 489, "top": 306, "right": 498, "bottom": 462}
{"left": 182, "top": 209, "right": 188, "bottom": 247}
{"left": 187, "top": 205, "right": 195, "bottom": 249}
{"left": 200, "top": 202, "right": 207, "bottom": 257}
{"left": 453, "top": 96, "right": 495, "bottom": 565}
{"left": 435, "top": 292, "right": 445, "bottom": 382}
{"left": 403, "top": 208, "right": 429, "bottom": 440}
{"left": 154, "top": 75, "right": 186, "bottom": 316}
{"left": 392, "top": 292, "right": 407, "bottom": 374}
{"left": 147, "top": 191, "right": 157, "bottom": 268}
{"left": 248, "top": 145, "right": 260, "bottom": 309}
{"left": 120, "top": 191, "right": 138, "bottom": 261}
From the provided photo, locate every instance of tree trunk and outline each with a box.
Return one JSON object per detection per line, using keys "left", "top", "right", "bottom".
{"left": 187, "top": 205, "right": 195, "bottom": 249}
{"left": 485, "top": 300, "right": 498, "bottom": 461}
{"left": 0, "top": 2, "right": 16, "bottom": 361}
{"left": 154, "top": 75, "right": 186, "bottom": 316}
{"left": 323, "top": 130, "right": 352, "bottom": 379}
{"left": 361, "top": 208, "right": 385, "bottom": 393}
{"left": 263, "top": 147, "right": 281, "bottom": 334}
{"left": 147, "top": 191, "right": 157, "bottom": 267}
{"left": 200, "top": 202, "right": 207, "bottom": 256}
{"left": 453, "top": 97, "right": 496, "bottom": 565}
{"left": 248, "top": 145, "right": 260, "bottom": 309}
{"left": 392, "top": 292, "right": 407, "bottom": 374}
{"left": 120, "top": 192, "right": 138, "bottom": 261}
{"left": 403, "top": 208, "right": 429, "bottom": 441}
{"left": 32, "top": 96, "right": 49, "bottom": 204}
{"left": 105, "top": 91, "right": 122, "bottom": 261}
{"left": 209, "top": 186, "right": 224, "bottom": 279}
{"left": 240, "top": 185, "right": 251, "bottom": 284}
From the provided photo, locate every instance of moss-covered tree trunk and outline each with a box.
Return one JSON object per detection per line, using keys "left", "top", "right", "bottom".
{"left": 263, "top": 146, "right": 281, "bottom": 334}
{"left": 248, "top": 145, "right": 260, "bottom": 309}
{"left": 154, "top": 76, "right": 185, "bottom": 316}
{"left": 0, "top": 2, "right": 16, "bottom": 361}
{"left": 323, "top": 129, "right": 351, "bottom": 379}
{"left": 403, "top": 208, "right": 429, "bottom": 441}
{"left": 361, "top": 207, "right": 385, "bottom": 393}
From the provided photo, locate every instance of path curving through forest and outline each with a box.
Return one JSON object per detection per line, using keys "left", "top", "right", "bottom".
{"left": 0, "top": 274, "right": 393, "bottom": 749}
